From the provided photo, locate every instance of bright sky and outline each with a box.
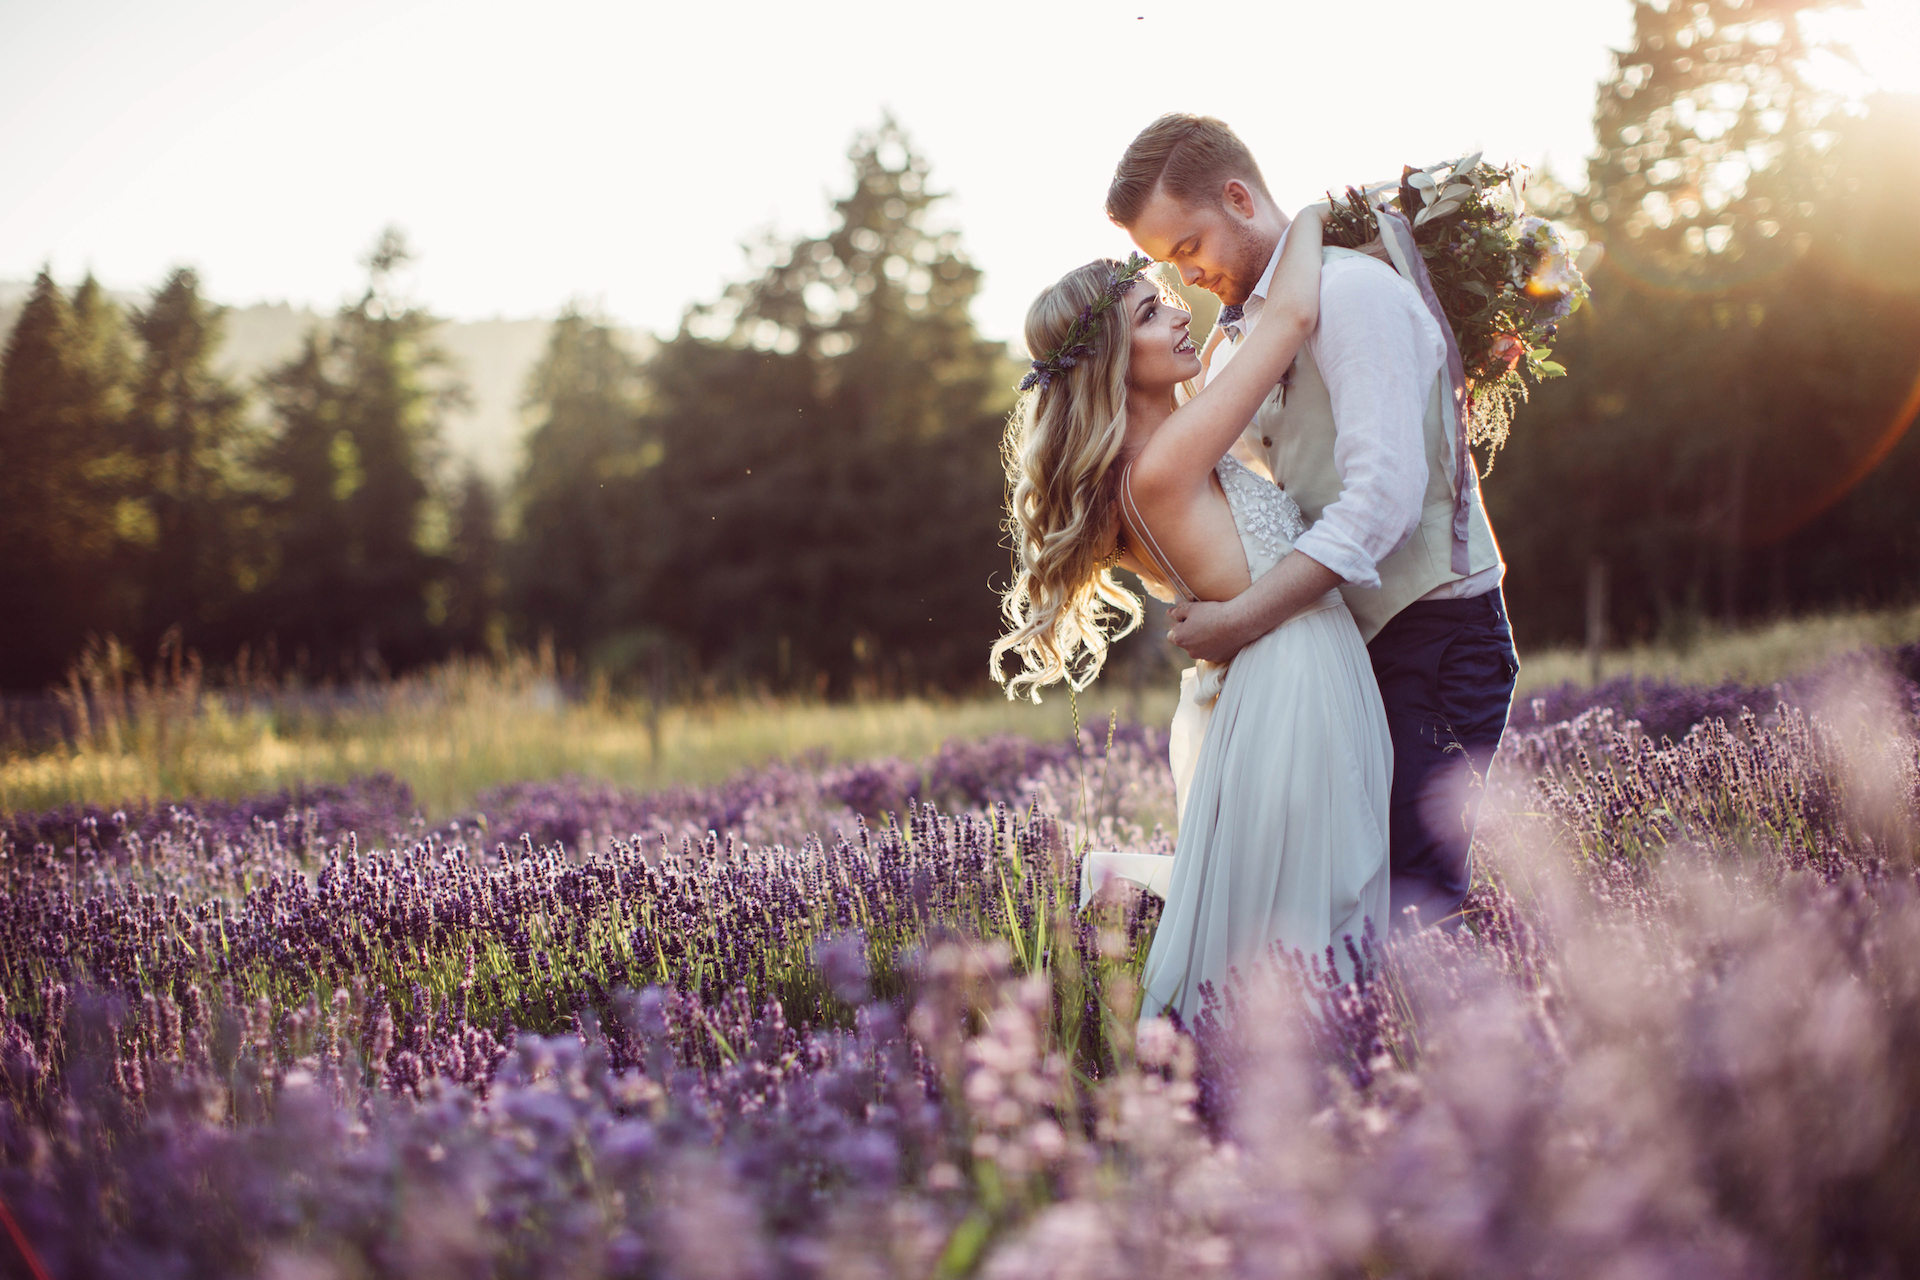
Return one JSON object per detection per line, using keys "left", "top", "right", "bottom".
{"left": 3, "top": 0, "right": 1915, "bottom": 344}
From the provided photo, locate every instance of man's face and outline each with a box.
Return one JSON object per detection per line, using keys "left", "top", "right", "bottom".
{"left": 1124, "top": 179, "right": 1276, "bottom": 309}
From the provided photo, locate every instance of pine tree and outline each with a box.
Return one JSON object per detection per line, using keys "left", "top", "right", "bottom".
{"left": 0, "top": 272, "right": 138, "bottom": 687}
{"left": 1581, "top": 0, "right": 1858, "bottom": 621}
{"left": 444, "top": 464, "right": 502, "bottom": 655}
{"left": 619, "top": 117, "right": 1012, "bottom": 693}
{"left": 1580, "top": 0, "right": 1849, "bottom": 286}
{"left": 257, "top": 332, "right": 356, "bottom": 669}
{"left": 257, "top": 229, "right": 461, "bottom": 675}
{"left": 1485, "top": 0, "right": 1916, "bottom": 643}
{"left": 1743, "top": 95, "right": 1920, "bottom": 606}
{"left": 127, "top": 268, "right": 253, "bottom": 655}
{"left": 506, "top": 306, "right": 647, "bottom": 659}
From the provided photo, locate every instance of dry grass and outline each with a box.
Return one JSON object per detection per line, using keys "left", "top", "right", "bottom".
{"left": 0, "top": 647, "right": 1176, "bottom": 820}
{"left": 7, "top": 604, "right": 1912, "bottom": 822}
{"left": 1514, "top": 603, "right": 1920, "bottom": 695}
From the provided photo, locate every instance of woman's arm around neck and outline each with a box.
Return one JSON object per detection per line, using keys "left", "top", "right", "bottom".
{"left": 1131, "top": 208, "right": 1324, "bottom": 501}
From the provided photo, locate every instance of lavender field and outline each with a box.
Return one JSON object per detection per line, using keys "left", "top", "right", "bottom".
{"left": 4, "top": 652, "right": 1920, "bottom": 1279}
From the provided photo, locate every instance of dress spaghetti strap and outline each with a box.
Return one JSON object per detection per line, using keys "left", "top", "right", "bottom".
{"left": 1120, "top": 462, "right": 1198, "bottom": 604}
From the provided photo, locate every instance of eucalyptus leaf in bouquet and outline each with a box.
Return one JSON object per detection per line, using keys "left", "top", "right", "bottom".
{"left": 1323, "top": 155, "right": 1589, "bottom": 464}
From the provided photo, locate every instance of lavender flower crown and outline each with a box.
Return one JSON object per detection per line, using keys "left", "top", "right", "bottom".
{"left": 1018, "top": 252, "right": 1155, "bottom": 393}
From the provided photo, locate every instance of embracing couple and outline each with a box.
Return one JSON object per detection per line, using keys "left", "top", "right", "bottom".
{"left": 993, "top": 115, "right": 1521, "bottom": 1024}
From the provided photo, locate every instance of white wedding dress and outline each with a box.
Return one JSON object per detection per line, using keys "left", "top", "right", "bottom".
{"left": 1128, "top": 455, "right": 1393, "bottom": 1025}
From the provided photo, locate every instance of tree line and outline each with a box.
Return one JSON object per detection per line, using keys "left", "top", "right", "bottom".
{"left": 3, "top": 3, "right": 1918, "bottom": 695}
{"left": 0, "top": 120, "right": 1013, "bottom": 695}
{"left": 507, "top": 118, "right": 1012, "bottom": 697}
{"left": 0, "top": 231, "right": 499, "bottom": 689}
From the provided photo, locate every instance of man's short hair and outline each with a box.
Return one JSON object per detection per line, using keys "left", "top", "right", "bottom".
{"left": 1106, "top": 114, "right": 1272, "bottom": 228}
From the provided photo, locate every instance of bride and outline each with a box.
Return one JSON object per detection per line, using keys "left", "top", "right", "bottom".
{"left": 992, "top": 208, "right": 1391, "bottom": 1024}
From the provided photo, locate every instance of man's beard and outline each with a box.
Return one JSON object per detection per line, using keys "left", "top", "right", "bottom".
{"left": 1218, "top": 218, "right": 1278, "bottom": 308}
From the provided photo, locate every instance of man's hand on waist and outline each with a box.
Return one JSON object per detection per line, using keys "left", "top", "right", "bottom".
{"left": 1167, "top": 551, "right": 1346, "bottom": 664}
{"left": 1167, "top": 598, "right": 1255, "bottom": 665}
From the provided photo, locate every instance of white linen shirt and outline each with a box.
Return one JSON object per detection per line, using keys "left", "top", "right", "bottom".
{"left": 1208, "top": 230, "right": 1502, "bottom": 599}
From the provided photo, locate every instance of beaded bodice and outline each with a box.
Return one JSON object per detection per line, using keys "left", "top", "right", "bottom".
{"left": 1214, "top": 454, "right": 1306, "bottom": 581}
{"left": 1119, "top": 454, "right": 1314, "bottom": 707}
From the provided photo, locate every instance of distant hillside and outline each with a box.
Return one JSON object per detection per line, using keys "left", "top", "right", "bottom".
{"left": 0, "top": 281, "right": 650, "bottom": 483}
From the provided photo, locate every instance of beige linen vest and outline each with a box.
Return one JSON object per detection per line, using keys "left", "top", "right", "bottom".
{"left": 1241, "top": 245, "right": 1502, "bottom": 641}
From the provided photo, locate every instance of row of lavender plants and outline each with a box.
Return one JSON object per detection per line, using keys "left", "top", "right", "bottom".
{"left": 3, "top": 661, "right": 1919, "bottom": 1278}
{"left": 1515, "top": 639, "right": 1920, "bottom": 741}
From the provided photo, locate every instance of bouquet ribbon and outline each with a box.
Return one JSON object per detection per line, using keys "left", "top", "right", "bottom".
{"left": 1372, "top": 207, "right": 1475, "bottom": 576}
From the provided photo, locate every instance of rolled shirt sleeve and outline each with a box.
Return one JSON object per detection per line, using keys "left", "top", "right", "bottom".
{"left": 1289, "top": 257, "right": 1445, "bottom": 590}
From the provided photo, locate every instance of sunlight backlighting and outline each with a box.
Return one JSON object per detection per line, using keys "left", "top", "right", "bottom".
{"left": 1758, "top": 363, "right": 1920, "bottom": 543}
{"left": 1803, "top": 0, "right": 1920, "bottom": 98}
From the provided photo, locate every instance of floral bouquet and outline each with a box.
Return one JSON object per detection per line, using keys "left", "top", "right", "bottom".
{"left": 1322, "top": 153, "right": 1588, "bottom": 459}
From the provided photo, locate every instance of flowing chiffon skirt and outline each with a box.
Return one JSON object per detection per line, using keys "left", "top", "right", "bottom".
{"left": 1140, "top": 593, "right": 1392, "bottom": 1025}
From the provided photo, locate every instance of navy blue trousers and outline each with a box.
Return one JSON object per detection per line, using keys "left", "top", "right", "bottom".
{"left": 1366, "top": 590, "right": 1519, "bottom": 928}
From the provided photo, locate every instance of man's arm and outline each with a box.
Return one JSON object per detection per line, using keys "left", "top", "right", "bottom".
{"left": 1167, "top": 551, "right": 1341, "bottom": 663}
{"left": 1169, "top": 261, "right": 1442, "bottom": 662}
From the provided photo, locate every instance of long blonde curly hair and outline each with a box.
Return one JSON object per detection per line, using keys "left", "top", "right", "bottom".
{"left": 992, "top": 260, "right": 1157, "bottom": 702}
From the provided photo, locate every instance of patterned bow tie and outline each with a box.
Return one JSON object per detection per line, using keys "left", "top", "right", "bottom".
{"left": 1217, "top": 303, "right": 1245, "bottom": 327}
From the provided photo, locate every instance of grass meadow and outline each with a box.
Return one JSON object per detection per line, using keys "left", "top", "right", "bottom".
{"left": 1512, "top": 601, "right": 1920, "bottom": 691}
{"left": 6, "top": 604, "right": 1916, "bottom": 823}
{"left": 0, "top": 650, "right": 1170, "bottom": 821}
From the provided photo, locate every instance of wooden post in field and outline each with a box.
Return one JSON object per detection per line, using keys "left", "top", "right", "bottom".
{"left": 1586, "top": 556, "right": 1608, "bottom": 685}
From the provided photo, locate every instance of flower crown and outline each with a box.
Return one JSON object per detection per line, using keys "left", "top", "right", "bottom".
{"left": 1018, "top": 252, "right": 1155, "bottom": 393}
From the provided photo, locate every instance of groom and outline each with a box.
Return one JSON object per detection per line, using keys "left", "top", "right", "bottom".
{"left": 1108, "top": 114, "right": 1519, "bottom": 929}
